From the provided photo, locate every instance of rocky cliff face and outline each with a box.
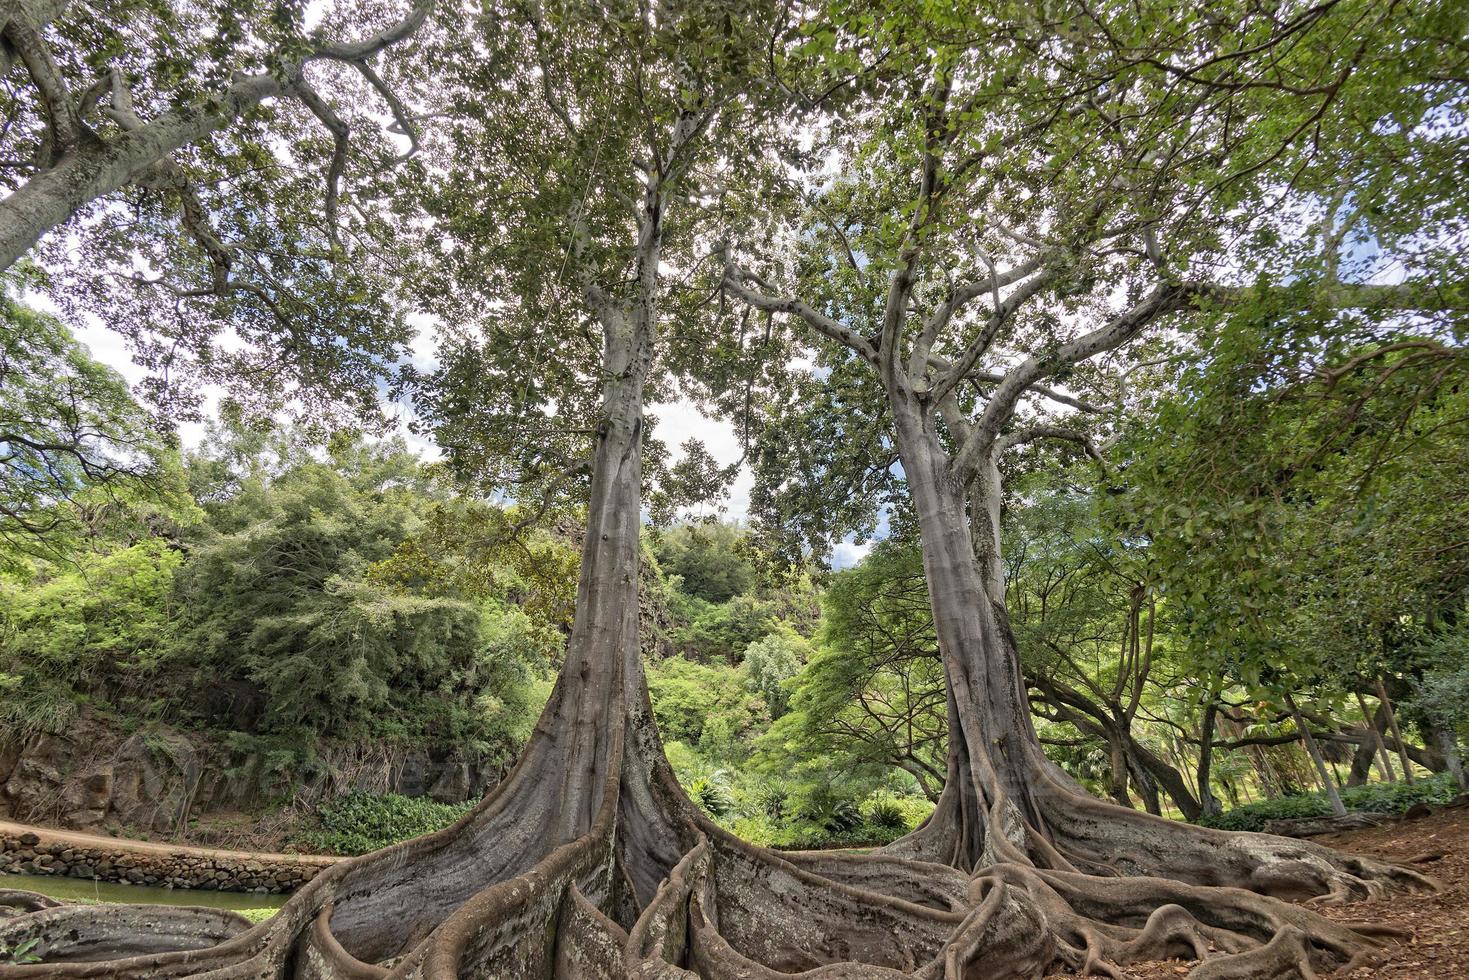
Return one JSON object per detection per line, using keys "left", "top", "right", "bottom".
{"left": 0, "top": 713, "right": 501, "bottom": 836}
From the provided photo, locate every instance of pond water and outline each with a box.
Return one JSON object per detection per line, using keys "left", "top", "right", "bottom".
{"left": 0, "top": 871, "right": 286, "bottom": 912}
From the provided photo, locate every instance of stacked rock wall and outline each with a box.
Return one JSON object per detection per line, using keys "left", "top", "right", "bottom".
{"left": 0, "top": 828, "right": 335, "bottom": 895}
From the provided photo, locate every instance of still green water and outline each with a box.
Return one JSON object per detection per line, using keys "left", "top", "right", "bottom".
{"left": 0, "top": 871, "right": 286, "bottom": 912}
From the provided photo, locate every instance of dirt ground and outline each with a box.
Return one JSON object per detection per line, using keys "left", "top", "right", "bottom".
{"left": 1047, "top": 804, "right": 1469, "bottom": 979}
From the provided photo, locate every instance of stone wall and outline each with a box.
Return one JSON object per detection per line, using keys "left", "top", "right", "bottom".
{"left": 0, "top": 829, "right": 334, "bottom": 895}
{"left": 0, "top": 711, "right": 502, "bottom": 835}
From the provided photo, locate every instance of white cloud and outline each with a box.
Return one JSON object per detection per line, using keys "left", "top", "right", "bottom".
{"left": 830, "top": 536, "right": 873, "bottom": 570}
{"left": 406, "top": 311, "right": 441, "bottom": 370}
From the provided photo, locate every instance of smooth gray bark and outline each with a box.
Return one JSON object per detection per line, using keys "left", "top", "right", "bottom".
{"left": 0, "top": 76, "right": 282, "bottom": 272}
{"left": 1375, "top": 677, "right": 1417, "bottom": 785}
{"left": 1432, "top": 723, "right": 1467, "bottom": 791}
{"left": 1355, "top": 691, "right": 1397, "bottom": 782}
{"left": 1195, "top": 699, "right": 1224, "bottom": 818}
{"left": 1285, "top": 692, "right": 1347, "bottom": 817}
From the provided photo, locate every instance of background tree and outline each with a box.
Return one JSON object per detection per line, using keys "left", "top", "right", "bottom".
{"left": 0, "top": 277, "right": 183, "bottom": 567}
{"left": 1116, "top": 291, "right": 1469, "bottom": 795}
{"left": 650, "top": 521, "right": 758, "bottom": 603}
{"left": 762, "top": 540, "right": 948, "bottom": 800}
{"left": 0, "top": 427, "right": 557, "bottom": 784}
{"left": 1004, "top": 472, "right": 1204, "bottom": 818}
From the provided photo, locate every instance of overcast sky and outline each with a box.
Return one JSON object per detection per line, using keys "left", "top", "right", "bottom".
{"left": 56, "top": 301, "right": 876, "bottom": 568}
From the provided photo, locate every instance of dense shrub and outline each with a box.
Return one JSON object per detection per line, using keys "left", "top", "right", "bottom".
{"left": 1199, "top": 773, "right": 1460, "bottom": 832}
{"left": 673, "top": 594, "right": 778, "bottom": 662}
{"left": 742, "top": 629, "right": 807, "bottom": 718}
{"left": 685, "top": 773, "right": 735, "bottom": 818}
{"left": 1197, "top": 794, "right": 1330, "bottom": 832}
{"left": 645, "top": 657, "right": 767, "bottom": 755}
{"left": 0, "top": 540, "right": 181, "bottom": 700}
{"left": 663, "top": 738, "right": 932, "bottom": 850}
{"left": 860, "top": 793, "right": 909, "bottom": 831}
{"left": 1339, "top": 773, "right": 1460, "bottom": 813}
{"left": 296, "top": 792, "right": 474, "bottom": 855}
{"left": 651, "top": 523, "right": 758, "bottom": 604}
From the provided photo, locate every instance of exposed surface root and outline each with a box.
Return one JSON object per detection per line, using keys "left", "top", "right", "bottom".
{"left": 0, "top": 903, "right": 251, "bottom": 962}
{"left": 0, "top": 704, "right": 1434, "bottom": 980}
{"left": 999, "top": 863, "right": 1404, "bottom": 978}
{"left": 0, "top": 890, "right": 61, "bottom": 916}
{"left": 850, "top": 688, "right": 1436, "bottom": 980}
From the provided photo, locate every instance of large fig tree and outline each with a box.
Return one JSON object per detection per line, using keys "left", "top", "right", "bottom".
{"left": 0, "top": 2, "right": 1049, "bottom": 978}
{"left": 1, "top": 0, "right": 1463, "bottom": 978}
{"left": 0, "top": 0, "right": 430, "bottom": 424}
{"left": 720, "top": 0, "right": 1462, "bottom": 974}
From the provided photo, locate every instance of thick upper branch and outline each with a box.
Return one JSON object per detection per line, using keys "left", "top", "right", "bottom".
{"left": 952, "top": 283, "right": 1190, "bottom": 480}
{"left": 721, "top": 261, "right": 878, "bottom": 365}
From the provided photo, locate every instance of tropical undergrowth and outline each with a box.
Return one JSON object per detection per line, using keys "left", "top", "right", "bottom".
{"left": 293, "top": 792, "right": 477, "bottom": 855}
{"left": 1201, "top": 771, "right": 1462, "bottom": 832}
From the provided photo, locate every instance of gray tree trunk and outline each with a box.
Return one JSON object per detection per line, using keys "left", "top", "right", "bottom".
{"left": 874, "top": 383, "right": 1431, "bottom": 940}
{"left": 1196, "top": 700, "right": 1224, "bottom": 818}
{"left": 1355, "top": 691, "right": 1397, "bottom": 782}
{"left": 1375, "top": 677, "right": 1417, "bottom": 785}
{"left": 1285, "top": 692, "right": 1347, "bottom": 816}
{"left": 1431, "top": 723, "right": 1467, "bottom": 791}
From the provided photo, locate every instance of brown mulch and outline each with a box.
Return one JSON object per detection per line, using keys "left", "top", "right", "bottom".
{"left": 1046, "top": 804, "right": 1469, "bottom": 979}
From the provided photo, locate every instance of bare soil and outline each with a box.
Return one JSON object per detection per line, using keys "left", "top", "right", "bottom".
{"left": 1046, "top": 803, "right": 1469, "bottom": 979}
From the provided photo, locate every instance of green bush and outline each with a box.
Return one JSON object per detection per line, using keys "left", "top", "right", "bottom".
{"left": 823, "top": 799, "right": 862, "bottom": 834}
{"left": 860, "top": 794, "right": 908, "bottom": 831}
{"left": 1197, "top": 794, "right": 1330, "bottom": 832}
{"left": 686, "top": 773, "right": 735, "bottom": 818}
{"left": 1339, "top": 772, "right": 1460, "bottom": 813}
{"left": 296, "top": 792, "right": 474, "bottom": 855}
{"left": 651, "top": 523, "right": 758, "bottom": 604}
{"left": 742, "top": 628, "right": 808, "bottom": 719}
{"left": 674, "top": 595, "right": 778, "bottom": 662}
{"left": 646, "top": 657, "right": 767, "bottom": 755}
{"left": 1199, "top": 773, "right": 1461, "bottom": 832}
{"left": 773, "top": 819, "right": 908, "bottom": 850}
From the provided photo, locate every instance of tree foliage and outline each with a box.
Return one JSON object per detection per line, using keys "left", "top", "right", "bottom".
{"left": 0, "top": 281, "right": 183, "bottom": 566}
{"left": 1, "top": 0, "right": 431, "bottom": 428}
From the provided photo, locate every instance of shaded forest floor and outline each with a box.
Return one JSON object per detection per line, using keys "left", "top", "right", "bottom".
{"left": 1046, "top": 804, "right": 1469, "bottom": 979}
